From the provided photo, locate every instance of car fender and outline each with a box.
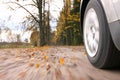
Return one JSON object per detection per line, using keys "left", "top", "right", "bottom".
{"left": 100, "top": 0, "right": 118, "bottom": 23}
{"left": 100, "top": 0, "right": 120, "bottom": 50}
{"left": 80, "top": 0, "right": 120, "bottom": 50}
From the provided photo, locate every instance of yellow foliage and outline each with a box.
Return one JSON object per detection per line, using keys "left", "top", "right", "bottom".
{"left": 65, "top": 26, "right": 72, "bottom": 30}
{"left": 30, "top": 29, "right": 39, "bottom": 46}
{"left": 77, "top": 0, "right": 80, "bottom": 2}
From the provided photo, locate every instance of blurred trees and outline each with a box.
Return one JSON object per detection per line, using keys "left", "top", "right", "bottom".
{"left": 6, "top": 0, "right": 82, "bottom": 46}
{"left": 17, "top": 34, "right": 21, "bottom": 43}
{"left": 30, "top": 27, "right": 39, "bottom": 46}
{"left": 9, "top": 0, "right": 51, "bottom": 46}
{"left": 53, "top": 0, "right": 82, "bottom": 45}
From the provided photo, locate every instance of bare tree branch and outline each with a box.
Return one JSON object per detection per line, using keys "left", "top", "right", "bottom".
{"left": 8, "top": 5, "right": 15, "bottom": 10}
{"left": 32, "top": 0, "right": 36, "bottom": 4}
{"left": 20, "top": 3, "right": 38, "bottom": 8}
{"left": 7, "top": 2, "right": 39, "bottom": 23}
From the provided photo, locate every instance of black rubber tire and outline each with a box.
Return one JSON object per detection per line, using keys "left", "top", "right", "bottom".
{"left": 83, "top": 0, "right": 120, "bottom": 68}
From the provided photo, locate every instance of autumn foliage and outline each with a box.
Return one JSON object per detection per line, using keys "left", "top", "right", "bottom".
{"left": 52, "top": 0, "right": 82, "bottom": 45}
{"left": 30, "top": 28, "right": 40, "bottom": 46}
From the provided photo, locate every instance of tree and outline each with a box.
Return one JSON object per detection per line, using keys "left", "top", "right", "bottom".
{"left": 17, "top": 34, "right": 21, "bottom": 42}
{"left": 24, "top": 38, "right": 28, "bottom": 43}
{"left": 0, "top": 28, "right": 1, "bottom": 34}
{"left": 54, "top": 0, "right": 82, "bottom": 45}
{"left": 8, "top": 0, "right": 51, "bottom": 46}
{"left": 30, "top": 27, "right": 39, "bottom": 46}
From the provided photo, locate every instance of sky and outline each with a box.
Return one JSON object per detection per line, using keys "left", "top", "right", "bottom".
{"left": 0, "top": 0, "right": 64, "bottom": 42}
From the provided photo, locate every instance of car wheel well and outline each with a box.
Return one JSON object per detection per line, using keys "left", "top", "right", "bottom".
{"left": 81, "top": 0, "right": 90, "bottom": 34}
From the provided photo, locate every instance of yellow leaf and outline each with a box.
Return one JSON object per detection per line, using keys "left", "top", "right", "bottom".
{"left": 36, "top": 64, "right": 40, "bottom": 68}
{"left": 44, "top": 56, "right": 48, "bottom": 60}
{"left": 60, "top": 58, "right": 65, "bottom": 65}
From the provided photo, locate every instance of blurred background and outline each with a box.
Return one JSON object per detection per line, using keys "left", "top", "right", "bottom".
{"left": 0, "top": 0, "right": 82, "bottom": 48}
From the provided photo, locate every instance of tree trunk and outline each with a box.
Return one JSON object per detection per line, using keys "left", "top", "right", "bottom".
{"left": 38, "top": 0, "right": 45, "bottom": 46}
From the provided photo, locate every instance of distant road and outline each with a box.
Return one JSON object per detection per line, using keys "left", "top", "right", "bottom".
{"left": 0, "top": 46, "right": 120, "bottom": 80}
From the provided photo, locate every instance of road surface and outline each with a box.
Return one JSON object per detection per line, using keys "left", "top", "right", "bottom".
{"left": 0, "top": 46, "right": 120, "bottom": 80}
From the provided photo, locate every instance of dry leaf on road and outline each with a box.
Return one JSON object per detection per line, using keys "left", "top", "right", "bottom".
{"left": 36, "top": 64, "right": 40, "bottom": 68}
{"left": 60, "top": 58, "right": 65, "bottom": 65}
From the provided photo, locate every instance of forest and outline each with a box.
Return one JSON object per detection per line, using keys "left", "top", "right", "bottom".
{"left": 30, "top": 0, "right": 82, "bottom": 46}
{"left": 0, "top": 0, "right": 82, "bottom": 48}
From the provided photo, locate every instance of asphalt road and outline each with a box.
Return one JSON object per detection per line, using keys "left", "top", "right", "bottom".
{"left": 0, "top": 46, "right": 120, "bottom": 80}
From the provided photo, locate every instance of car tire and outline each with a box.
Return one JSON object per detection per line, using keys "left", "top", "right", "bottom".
{"left": 83, "top": 0, "right": 120, "bottom": 68}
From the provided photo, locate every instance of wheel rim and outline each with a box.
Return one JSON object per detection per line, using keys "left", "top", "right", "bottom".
{"left": 84, "top": 8, "right": 100, "bottom": 57}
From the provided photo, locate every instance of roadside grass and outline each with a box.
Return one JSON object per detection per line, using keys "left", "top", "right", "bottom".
{"left": 0, "top": 42, "right": 34, "bottom": 49}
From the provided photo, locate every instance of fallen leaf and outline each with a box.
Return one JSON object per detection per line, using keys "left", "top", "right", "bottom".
{"left": 29, "top": 63, "right": 34, "bottom": 67}
{"left": 46, "top": 64, "right": 51, "bottom": 71}
{"left": 31, "top": 53, "right": 35, "bottom": 57}
{"left": 43, "top": 56, "right": 48, "bottom": 60}
{"left": 36, "top": 64, "right": 40, "bottom": 68}
{"left": 60, "top": 58, "right": 65, "bottom": 65}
